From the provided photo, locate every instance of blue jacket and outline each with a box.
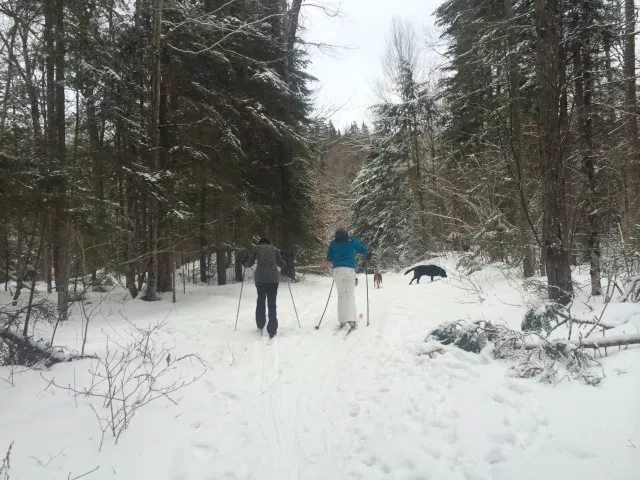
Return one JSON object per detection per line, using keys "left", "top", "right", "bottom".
{"left": 326, "top": 233, "right": 368, "bottom": 269}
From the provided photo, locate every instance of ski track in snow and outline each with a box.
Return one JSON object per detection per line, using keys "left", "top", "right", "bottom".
{"left": 2, "top": 266, "right": 639, "bottom": 480}
{"left": 167, "top": 274, "right": 551, "bottom": 480}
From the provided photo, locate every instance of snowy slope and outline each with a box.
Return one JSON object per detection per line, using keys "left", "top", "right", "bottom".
{"left": 1, "top": 259, "right": 639, "bottom": 480}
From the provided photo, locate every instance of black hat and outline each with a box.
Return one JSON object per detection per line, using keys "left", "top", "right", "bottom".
{"left": 258, "top": 238, "right": 270, "bottom": 245}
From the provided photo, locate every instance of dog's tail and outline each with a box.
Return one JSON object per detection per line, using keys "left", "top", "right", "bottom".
{"left": 404, "top": 267, "right": 416, "bottom": 276}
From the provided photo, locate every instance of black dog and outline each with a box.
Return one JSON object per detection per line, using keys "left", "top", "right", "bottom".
{"left": 405, "top": 265, "right": 447, "bottom": 284}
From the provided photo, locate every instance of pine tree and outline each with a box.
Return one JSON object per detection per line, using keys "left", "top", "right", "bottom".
{"left": 351, "top": 129, "right": 415, "bottom": 267}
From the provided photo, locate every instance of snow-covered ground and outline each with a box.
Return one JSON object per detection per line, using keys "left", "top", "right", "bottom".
{"left": 2, "top": 257, "right": 639, "bottom": 480}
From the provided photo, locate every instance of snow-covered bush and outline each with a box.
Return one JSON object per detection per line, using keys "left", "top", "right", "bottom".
{"left": 426, "top": 320, "right": 499, "bottom": 354}
{"left": 424, "top": 316, "right": 636, "bottom": 386}
{"left": 521, "top": 302, "right": 562, "bottom": 332}
{"left": 1, "top": 299, "right": 59, "bottom": 367}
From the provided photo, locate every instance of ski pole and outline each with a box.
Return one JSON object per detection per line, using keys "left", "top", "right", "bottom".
{"left": 365, "top": 262, "right": 370, "bottom": 327}
{"left": 234, "top": 267, "right": 246, "bottom": 331}
{"left": 315, "top": 279, "right": 334, "bottom": 330}
{"left": 287, "top": 278, "right": 301, "bottom": 328}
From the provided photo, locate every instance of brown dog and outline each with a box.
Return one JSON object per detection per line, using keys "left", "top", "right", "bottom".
{"left": 373, "top": 273, "right": 382, "bottom": 288}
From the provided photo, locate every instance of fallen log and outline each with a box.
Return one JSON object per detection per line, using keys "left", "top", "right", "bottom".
{"left": 523, "top": 332, "right": 640, "bottom": 352}
{"left": 0, "top": 328, "right": 97, "bottom": 368}
{"left": 565, "top": 332, "right": 640, "bottom": 350}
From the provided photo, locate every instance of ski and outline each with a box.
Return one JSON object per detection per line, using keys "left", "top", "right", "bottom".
{"left": 343, "top": 321, "right": 358, "bottom": 338}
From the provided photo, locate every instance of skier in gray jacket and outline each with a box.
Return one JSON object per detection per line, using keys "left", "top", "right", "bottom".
{"left": 243, "top": 238, "right": 286, "bottom": 338}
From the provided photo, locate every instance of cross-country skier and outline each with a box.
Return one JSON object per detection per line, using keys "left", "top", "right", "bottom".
{"left": 326, "top": 222, "right": 368, "bottom": 329}
{"left": 243, "top": 238, "right": 286, "bottom": 338}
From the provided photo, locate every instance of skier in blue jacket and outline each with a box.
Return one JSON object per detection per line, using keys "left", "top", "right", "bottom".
{"left": 326, "top": 222, "right": 368, "bottom": 329}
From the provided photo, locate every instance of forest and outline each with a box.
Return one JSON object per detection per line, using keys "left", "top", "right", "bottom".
{"left": 0, "top": 1, "right": 639, "bottom": 478}
{"left": 1, "top": 0, "right": 639, "bottom": 344}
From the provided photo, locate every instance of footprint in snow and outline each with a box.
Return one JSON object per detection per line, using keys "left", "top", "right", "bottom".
{"left": 561, "top": 446, "right": 596, "bottom": 459}
{"left": 490, "top": 431, "right": 517, "bottom": 446}
{"left": 425, "top": 445, "right": 442, "bottom": 459}
{"left": 221, "top": 391, "right": 239, "bottom": 400}
{"left": 491, "top": 392, "right": 516, "bottom": 407}
{"left": 485, "top": 447, "right": 506, "bottom": 464}
{"left": 430, "top": 418, "right": 449, "bottom": 430}
{"left": 447, "top": 429, "right": 459, "bottom": 444}
{"left": 403, "top": 458, "right": 416, "bottom": 470}
{"left": 504, "top": 380, "right": 532, "bottom": 394}
{"left": 192, "top": 441, "right": 212, "bottom": 451}
{"left": 349, "top": 403, "right": 361, "bottom": 418}
{"left": 537, "top": 415, "right": 549, "bottom": 426}
{"left": 363, "top": 453, "right": 380, "bottom": 467}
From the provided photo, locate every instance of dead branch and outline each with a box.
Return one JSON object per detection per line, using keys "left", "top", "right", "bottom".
{"left": 0, "top": 442, "right": 12, "bottom": 480}
{"left": 620, "top": 276, "right": 640, "bottom": 302}
{"left": 42, "top": 321, "right": 207, "bottom": 449}
{"left": 68, "top": 465, "right": 99, "bottom": 480}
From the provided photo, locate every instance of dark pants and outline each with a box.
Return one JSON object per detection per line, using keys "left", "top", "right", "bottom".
{"left": 256, "top": 283, "right": 278, "bottom": 335}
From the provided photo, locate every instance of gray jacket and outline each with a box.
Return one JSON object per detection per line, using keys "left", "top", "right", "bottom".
{"left": 244, "top": 244, "right": 286, "bottom": 284}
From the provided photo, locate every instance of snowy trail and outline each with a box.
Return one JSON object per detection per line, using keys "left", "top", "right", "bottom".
{"left": 1, "top": 266, "right": 639, "bottom": 480}
{"left": 166, "top": 274, "right": 551, "bottom": 480}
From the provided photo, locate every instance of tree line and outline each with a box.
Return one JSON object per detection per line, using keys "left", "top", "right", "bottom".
{"left": 349, "top": 0, "right": 639, "bottom": 304}
{"left": 0, "top": 0, "right": 316, "bottom": 317}
{"left": 1, "top": 0, "right": 638, "bottom": 317}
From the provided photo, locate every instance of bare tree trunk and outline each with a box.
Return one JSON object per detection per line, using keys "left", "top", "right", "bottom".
{"left": 275, "top": 0, "right": 304, "bottom": 281}
{"left": 199, "top": 172, "right": 207, "bottom": 283}
{"left": 0, "top": 24, "right": 17, "bottom": 144}
{"left": 145, "top": 0, "right": 164, "bottom": 301}
{"left": 15, "top": 19, "right": 50, "bottom": 297}
{"left": 121, "top": 0, "right": 143, "bottom": 301}
{"left": 19, "top": 27, "right": 44, "bottom": 147}
{"left": 235, "top": 250, "right": 244, "bottom": 282}
{"left": 535, "top": 0, "right": 573, "bottom": 305}
{"left": 157, "top": 75, "right": 175, "bottom": 292}
{"left": 86, "top": 88, "right": 105, "bottom": 276}
{"left": 3, "top": 217, "right": 8, "bottom": 291}
{"left": 24, "top": 218, "right": 46, "bottom": 336}
{"left": 45, "top": 0, "right": 56, "bottom": 283}
{"left": 125, "top": 172, "right": 138, "bottom": 299}
{"left": 505, "top": 0, "right": 535, "bottom": 278}
{"left": 138, "top": 195, "right": 147, "bottom": 293}
{"left": 54, "top": 0, "right": 70, "bottom": 319}
{"left": 623, "top": 0, "right": 639, "bottom": 239}
{"left": 172, "top": 241, "right": 176, "bottom": 303}
{"left": 42, "top": 213, "right": 53, "bottom": 293}
{"left": 44, "top": 0, "right": 71, "bottom": 317}
{"left": 573, "top": 2, "right": 602, "bottom": 296}
{"left": 11, "top": 219, "right": 25, "bottom": 306}
{"left": 216, "top": 248, "right": 227, "bottom": 286}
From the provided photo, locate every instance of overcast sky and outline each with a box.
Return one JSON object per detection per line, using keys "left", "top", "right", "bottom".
{"left": 301, "top": 0, "right": 443, "bottom": 132}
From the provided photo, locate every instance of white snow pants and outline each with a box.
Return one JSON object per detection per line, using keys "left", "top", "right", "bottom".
{"left": 333, "top": 267, "right": 357, "bottom": 326}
